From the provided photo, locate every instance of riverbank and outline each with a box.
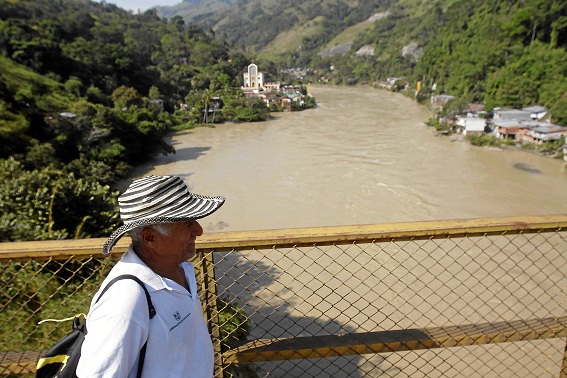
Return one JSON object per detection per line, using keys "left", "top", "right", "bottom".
{"left": 426, "top": 126, "right": 566, "bottom": 161}
{"left": 377, "top": 84, "right": 567, "bottom": 162}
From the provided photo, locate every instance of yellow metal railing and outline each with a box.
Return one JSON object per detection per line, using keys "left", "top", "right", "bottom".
{"left": 1, "top": 215, "right": 567, "bottom": 377}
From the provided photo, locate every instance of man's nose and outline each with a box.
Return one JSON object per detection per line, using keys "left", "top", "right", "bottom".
{"left": 192, "top": 220, "right": 204, "bottom": 236}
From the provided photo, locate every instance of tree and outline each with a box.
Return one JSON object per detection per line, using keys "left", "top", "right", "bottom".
{"left": 485, "top": 42, "right": 566, "bottom": 109}
{"left": 64, "top": 76, "right": 84, "bottom": 98}
{"left": 0, "top": 100, "right": 30, "bottom": 157}
{"left": 148, "top": 85, "right": 161, "bottom": 99}
{"left": 111, "top": 85, "right": 141, "bottom": 109}
{"left": 548, "top": 92, "right": 567, "bottom": 126}
{"left": 0, "top": 158, "right": 119, "bottom": 242}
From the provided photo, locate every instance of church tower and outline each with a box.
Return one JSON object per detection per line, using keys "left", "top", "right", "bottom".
{"left": 243, "top": 63, "right": 264, "bottom": 89}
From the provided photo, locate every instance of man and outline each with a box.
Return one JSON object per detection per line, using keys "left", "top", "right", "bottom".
{"left": 77, "top": 175, "right": 225, "bottom": 377}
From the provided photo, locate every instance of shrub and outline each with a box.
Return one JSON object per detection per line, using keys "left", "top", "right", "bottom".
{"left": 217, "top": 296, "right": 258, "bottom": 377}
{"left": 466, "top": 134, "right": 504, "bottom": 147}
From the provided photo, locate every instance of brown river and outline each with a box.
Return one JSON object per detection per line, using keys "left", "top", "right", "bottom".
{"left": 131, "top": 85, "right": 567, "bottom": 232}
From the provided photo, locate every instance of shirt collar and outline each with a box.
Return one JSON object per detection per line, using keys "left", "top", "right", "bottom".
{"left": 114, "top": 245, "right": 170, "bottom": 292}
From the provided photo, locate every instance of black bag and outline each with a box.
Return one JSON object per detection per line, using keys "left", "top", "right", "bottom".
{"left": 35, "top": 274, "right": 156, "bottom": 378}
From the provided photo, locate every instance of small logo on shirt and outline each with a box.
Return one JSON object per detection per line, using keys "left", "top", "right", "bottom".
{"left": 170, "top": 311, "right": 191, "bottom": 331}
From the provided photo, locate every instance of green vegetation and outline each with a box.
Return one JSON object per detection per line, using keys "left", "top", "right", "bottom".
{"left": 465, "top": 133, "right": 564, "bottom": 156}
{"left": 536, "top": 136, "right": 566, "bottom": 154}
{"left": 1, "top": 259, "right": 110, "bottom": 354}
{"left": 426, "top": 117, "right": 449, "bottom": 132}
{"left": 330, "top": 0, "right": 566, "bottom": 119}
{"left": 466, "top": 134, "right": 516, "bottom": 148}
{"left": 217, "top": 296, "right": 259, "bottom": 377}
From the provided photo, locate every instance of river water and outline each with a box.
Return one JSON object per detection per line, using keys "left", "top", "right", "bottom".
{"left": 132, "top": 85, "right": 567, "bottom": 232}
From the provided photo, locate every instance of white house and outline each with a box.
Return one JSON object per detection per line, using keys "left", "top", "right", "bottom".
{"left": 456, "top": 115, "right": 486, "bottom": 135}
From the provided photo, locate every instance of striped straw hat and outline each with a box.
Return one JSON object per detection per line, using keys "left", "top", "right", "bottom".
{"left": 102, "top": 175, "right": 225, "bottom": 254}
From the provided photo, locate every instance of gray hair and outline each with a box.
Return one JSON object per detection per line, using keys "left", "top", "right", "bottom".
{"left": 128, "top": 223, "right": 172, "bottom": 251}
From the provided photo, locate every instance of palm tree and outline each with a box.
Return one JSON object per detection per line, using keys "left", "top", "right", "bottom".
{"left": 202, "top": 90, "right": 211, "bottom": 123}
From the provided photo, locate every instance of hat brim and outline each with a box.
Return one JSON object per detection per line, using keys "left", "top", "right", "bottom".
{"left": 102, "top": 195, "right": 225, "bottom": 254}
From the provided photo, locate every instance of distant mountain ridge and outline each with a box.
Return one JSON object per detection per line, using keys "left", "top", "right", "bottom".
{"left": 158, "top": 0, "right": 394, "bottom": 58}
{"left": 157, "top": 0, "right": 239, "bottom": 23}
{"left": 156, "top": 0, "right": 455, "bottom": 65}
{"left": 158, "top": 0, "right": 567, "bottom": 123}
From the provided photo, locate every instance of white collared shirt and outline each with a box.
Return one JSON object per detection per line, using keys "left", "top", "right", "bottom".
{"left": 77, "top": 246, "right": 214, "bottom": 377}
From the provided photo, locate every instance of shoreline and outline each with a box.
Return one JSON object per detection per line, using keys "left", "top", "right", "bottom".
{"left": 424, "top": 124, "right": 566, "bottom": 162}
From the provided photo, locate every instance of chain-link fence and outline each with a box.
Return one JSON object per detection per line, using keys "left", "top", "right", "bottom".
{"left": 1, "top": 216, "right": 567, "bottom": 377}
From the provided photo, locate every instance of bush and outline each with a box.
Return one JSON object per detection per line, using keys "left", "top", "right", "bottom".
{"left": 0, "top": 158, "right": 119, "bottom": 242}
{"left": 538, "top": 136, "right": 565, "bottom": 153}
{"left": 426, "top": 117, "right": 450, "bottom": 131}
{"left": 466, "top": 134, "right": 504, "bottom": 147}
{"left": 217, "top": 296, "right": 258, "bottom": 378}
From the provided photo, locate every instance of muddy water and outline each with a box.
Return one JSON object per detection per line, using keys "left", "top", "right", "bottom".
{"left": 132, "top": 85, "right": 567, "bottom": 232}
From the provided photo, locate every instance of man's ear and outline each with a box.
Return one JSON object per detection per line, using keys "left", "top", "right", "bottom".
{"left": 141, "top": 227, "right": 157, "bottom": 246}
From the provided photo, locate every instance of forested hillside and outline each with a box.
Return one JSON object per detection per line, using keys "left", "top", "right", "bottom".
{"left": 174, "top": 0, "right": 395, "bottom": 58}
{"left": 157, "top": 0, "right": 239, "bottom": 22}
{"left": 169, "top": 0, "right": 566, "bottom": 124}
{"left": 0, "top": 0, "right": 265, "bottom": 243}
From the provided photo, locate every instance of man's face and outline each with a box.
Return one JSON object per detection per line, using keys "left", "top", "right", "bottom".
{"left": 159, "top": 220, "right": 204, "bottom": 262}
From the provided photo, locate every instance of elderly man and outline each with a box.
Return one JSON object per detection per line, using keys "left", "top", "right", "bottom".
{"left": 77, "top": 175, "right": 225, "bottom": 377}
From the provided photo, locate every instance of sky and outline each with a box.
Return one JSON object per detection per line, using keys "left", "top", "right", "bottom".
{"left": 94, "top": 0, "right": 182, "bottom": 12}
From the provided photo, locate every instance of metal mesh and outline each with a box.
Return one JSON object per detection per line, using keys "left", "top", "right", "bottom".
{"left": 211, "top": 231, "right": 567, "bottom": 377}
{"left": 0, "top": 257, "right": 118, "bottom": 360}
{"left": 1, "top": 222, "right": 566, "bottom": 377}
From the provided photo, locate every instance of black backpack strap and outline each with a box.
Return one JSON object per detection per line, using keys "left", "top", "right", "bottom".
{"left": 95, "top": 274, "right": 156, "bottom": 378}
{"left": 137, "top": 343, "right": 148, "bottom": 378}
{"left": 96, "top": 274, "right": 156, "bottom": 319}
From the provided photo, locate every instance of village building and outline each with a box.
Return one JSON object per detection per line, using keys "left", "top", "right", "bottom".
{"left": 241, "top": 63, "right": 308, "bottom": 111}
{"left": 488, "top": 105, "right": 566, "bottom": 143}
{"left": 492, "top": 119, "right": 533, "bottom": 140}
{"left": 242, "top": 63, "right": 264, "bottom": 89}
{"left": 490, "top": 117, "right": 567, "bottom": 144}
{"left": 492, "top": 107, "right": 533, "bottom": 121}
{"left": 242, "top": 63, "right": 282, "bottom": 92}
{"left": 423, "top": 89, "right": 565, "bottom": 151}
{"left": 454, "top": 103, "right": 488, "bottom": 135}
{"left": 464, "top": 103, "right": 486, "bottom": 113}
{"left": 520, "top": 123, "right": 567, "bottom": 144}
{"left": 430, "top": 94, "right": 455, "bottom": 112}
{"left": 148, "top": 99, "right": 164, "bottom": 112}
{"left": 456, "top": 115, "right": 487, "bottom": 136}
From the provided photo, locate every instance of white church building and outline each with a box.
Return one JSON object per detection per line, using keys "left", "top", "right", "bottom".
{"left": 242, "top": 63, "right": 282, "bottom": 92}
{"left": 242, "top": 63, "right": 264, "bottom": 89}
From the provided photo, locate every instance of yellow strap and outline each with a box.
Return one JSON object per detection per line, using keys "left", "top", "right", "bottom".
{"left": 38, "top": 313, "right": 86, "bottom": 325}
{"left": 36, "top": 354, "right": 69, "bottom": 369}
